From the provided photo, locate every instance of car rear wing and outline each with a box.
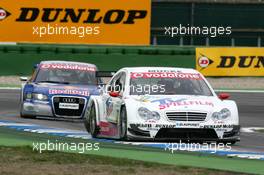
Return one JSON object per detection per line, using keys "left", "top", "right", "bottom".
{"left": 96, "top": 71, "right": 116, "bottom": 78}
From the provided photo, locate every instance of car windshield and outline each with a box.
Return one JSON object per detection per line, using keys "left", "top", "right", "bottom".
{"left": 34, "top": 67, "right": 97, "bottom": 85}
{"left": 129, "top": 72, "right": 213, "bottom": 96}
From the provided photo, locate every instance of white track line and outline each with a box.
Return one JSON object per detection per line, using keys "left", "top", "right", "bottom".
{"left": 0, "top": 87, "right": 20, "bottom": 90}
{"left": 241, "top": 127, "right": 264, "bottom": 133}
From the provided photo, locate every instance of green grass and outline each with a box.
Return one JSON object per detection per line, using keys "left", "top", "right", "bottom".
{"left": 0, "top": 84, "right": 20, "bottom": 88}
{"left": 0, "top": 127, "right": 264, "bottom": 174}
{"left": 254, "top": 129, "right": 264, "bottom": 133}
{"left": 0, "top": 146, "right": 247, "bottom": 175}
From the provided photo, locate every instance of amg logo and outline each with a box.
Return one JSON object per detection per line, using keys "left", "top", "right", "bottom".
{"left": 217, "top": 56, "right": 264, "bottom": 68}
{"left": 15, "top": 8, "right": 147, "bottom": 24}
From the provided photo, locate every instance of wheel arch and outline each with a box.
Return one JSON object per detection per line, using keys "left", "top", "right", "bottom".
{"left": 121, "top": 100, "right": 139, "bottom": 125}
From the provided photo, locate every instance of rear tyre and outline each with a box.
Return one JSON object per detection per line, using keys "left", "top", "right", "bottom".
{"left": 120, "top": 106, "right": 127, "bottom": 140}
{"left": 88, "top": 102, "right": 99, "bottom": 138}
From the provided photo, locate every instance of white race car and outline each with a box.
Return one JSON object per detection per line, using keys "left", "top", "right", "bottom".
{"left": 84, "top": 67, "right": 240, "bottom": 143}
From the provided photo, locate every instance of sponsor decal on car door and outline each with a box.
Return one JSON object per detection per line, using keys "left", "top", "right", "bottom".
{"left": 105, "top": 96, "right": 122, "bottom": 123}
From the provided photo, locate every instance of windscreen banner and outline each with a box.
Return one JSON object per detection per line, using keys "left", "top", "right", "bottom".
{"left": 196, "top": 47, "right": 264, "bottom": 76}
{"left": 0, "top": 0, "right": 151, "bottom": 45}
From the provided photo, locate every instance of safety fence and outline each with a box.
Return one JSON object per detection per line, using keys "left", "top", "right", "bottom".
{"left": 0, "top": 44, "right": 195, "bottom": 75}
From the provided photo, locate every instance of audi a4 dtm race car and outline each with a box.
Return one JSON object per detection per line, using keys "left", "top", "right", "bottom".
{"left": 84, "top": 67, "right": 240, "bottom": 143}
{"left": 20, "top": 61, "right": 100, "bottom": 119}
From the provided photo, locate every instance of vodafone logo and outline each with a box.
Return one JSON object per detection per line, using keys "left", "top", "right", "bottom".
{"left": 198, "top": 56, "right": 210, "bottom": 68}
{"left": 0, "top": 8, "right": 11, "bottom": 21}
{"left": 40, "top": 64, "right": 96, "bottom": 72}
{"left": 130, "top": 72, "right": 201, "bottom": 80}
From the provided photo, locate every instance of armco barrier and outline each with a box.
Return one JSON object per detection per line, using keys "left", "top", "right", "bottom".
{"left": 0, "top": 44, "right": 195, "bottom": 75}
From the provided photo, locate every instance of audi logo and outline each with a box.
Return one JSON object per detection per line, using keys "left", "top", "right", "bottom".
{"left": 63, "top": 98, "right": 76, "bottom": 103}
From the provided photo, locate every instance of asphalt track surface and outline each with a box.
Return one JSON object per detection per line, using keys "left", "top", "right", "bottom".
{"left": 0, "top": 89, "right": 264, "bottom": 153}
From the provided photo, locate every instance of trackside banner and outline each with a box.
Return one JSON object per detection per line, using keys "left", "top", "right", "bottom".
{"left": 196, "top": 48, "right": 264, "bottom": 76}
{"left": 0, "top": 0, "right": 151, "bottom": 45}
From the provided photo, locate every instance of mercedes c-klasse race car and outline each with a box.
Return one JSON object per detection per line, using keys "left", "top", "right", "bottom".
{"left": 20, "top": 61, "right": 100, "bottom": 119}
{"left": 84, "top": 67, "right": 240, "bottom": 143}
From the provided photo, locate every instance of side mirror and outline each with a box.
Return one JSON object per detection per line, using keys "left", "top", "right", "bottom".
{"left": 109, "top": 91, "right": 120, "bottom": 97}
{"left": 20, "top": 77, "right": 28, "bottom": 82}
{"left": 218, "top": 93, "right": 230, "bottom": 100}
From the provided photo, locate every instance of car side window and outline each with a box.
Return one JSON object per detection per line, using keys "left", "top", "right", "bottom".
{"left": 107, "top": 73, "right": 120, "bottom": 92}
{"left": 115, "top": 72, "right": 126, "bottom": 93}
{"left": 107, "top": 72, "right": 126, "bottom": 93}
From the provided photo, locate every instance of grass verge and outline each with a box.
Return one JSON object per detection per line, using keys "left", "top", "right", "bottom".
{"left": 0, "top": 84, "right": 20, "bottom": 88}
{"left": 0, "top": 127, "right": 263, "bottom": 175}
{"left": 254, "top": 129, "right": 264, "bottom": 133}
{"left": 0, "top": 146, "right": 247, "bottom": 175}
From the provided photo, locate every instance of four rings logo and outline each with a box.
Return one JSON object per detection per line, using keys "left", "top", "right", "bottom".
{"left": 0, "top": 8, "right": 11, "bottom": 21}
{"left": 63, "top": 98, "right": 77, "bottom": 103}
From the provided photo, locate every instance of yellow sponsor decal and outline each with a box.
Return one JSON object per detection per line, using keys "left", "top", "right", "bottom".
{"left": 196, "top": 48, "right": 264, "bottom": 76}
{"left": 0, "top": 0, "right": 150, "bottom": 45}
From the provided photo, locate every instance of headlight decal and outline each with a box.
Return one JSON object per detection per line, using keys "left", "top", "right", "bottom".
{"left": 212, "top": 108, "right": 231, "bottom": 121}
{"left": 138, "top": 107, "right": 160, "bottom": 121}
{"left": 32, "top": 93, "right": 48, "bottom": 101}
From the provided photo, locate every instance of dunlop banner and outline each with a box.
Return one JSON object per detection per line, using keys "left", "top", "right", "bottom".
{"left": 196, "top": 48, "right": 264, "bottom": 76}
{"left": 0, "top": 0, "right": 151, "bottom": 45}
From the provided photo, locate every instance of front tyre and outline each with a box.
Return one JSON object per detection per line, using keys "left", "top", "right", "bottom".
{"left": 88, "top": 102, "right": 99, "bottom": 138}
{"left": 120, "top": 106, "right": 127, "bottom": 140}
{"left": 20, "top": 113, "right": 36, "bottom": 119}
{"left": 84, "top": 108, "right": 91, "bottom": 133}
